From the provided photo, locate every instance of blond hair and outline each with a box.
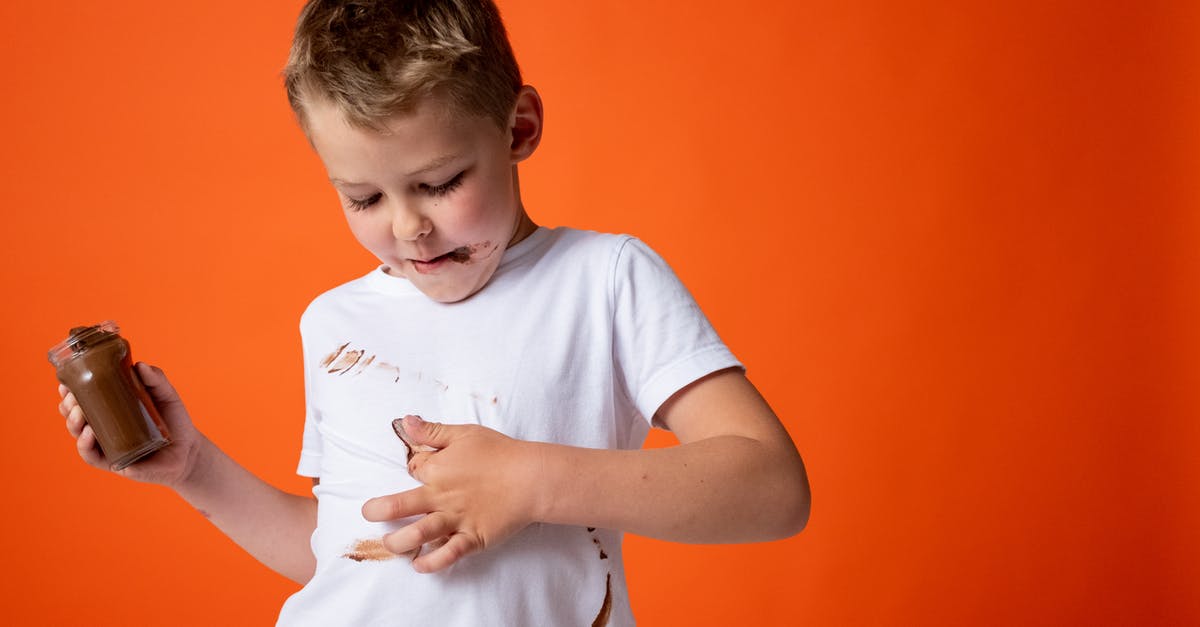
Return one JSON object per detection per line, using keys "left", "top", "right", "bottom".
{"left": 284, "top": 0, "right": 523, "bottom": 131}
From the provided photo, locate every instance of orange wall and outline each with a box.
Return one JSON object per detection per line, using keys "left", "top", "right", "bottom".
{"left": 2, "top": 1, "right": 1196, "bottom": 624}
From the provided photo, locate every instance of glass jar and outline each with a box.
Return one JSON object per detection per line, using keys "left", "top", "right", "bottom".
{"left": 48, "top": 322, "right": 171, "bottom": 470}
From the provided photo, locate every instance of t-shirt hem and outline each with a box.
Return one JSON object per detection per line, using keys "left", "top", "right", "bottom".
{"left": 296, "top": 453, "right": 321, "bottom": 478}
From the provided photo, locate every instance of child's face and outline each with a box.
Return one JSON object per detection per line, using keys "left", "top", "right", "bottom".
{"left": 305, "top": 94, "right": 535, "bottom": 303}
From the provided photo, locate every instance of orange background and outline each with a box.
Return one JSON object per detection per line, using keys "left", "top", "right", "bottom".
{"left": 2, "top": 1, "right": 1196, "bottom": 624}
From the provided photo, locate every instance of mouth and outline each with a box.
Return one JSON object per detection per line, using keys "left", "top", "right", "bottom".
{"left": 409, "top": 245, "right": 474, "bottom": 274}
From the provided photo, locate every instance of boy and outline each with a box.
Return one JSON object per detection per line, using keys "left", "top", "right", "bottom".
{"left": 56, "top": 1, "right": 810, "bottom": 624}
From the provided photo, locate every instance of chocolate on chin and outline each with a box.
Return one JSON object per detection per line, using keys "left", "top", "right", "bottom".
{"left": 49, "top": 322, "right": 171, "bottom": 471}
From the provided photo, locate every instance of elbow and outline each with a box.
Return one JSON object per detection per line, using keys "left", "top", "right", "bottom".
{"left": 782, "top": 471, "right": 812, "bottom": 538}
{"left": 792, "top": 482, "right": 812, "bottom": 536}
{"left": 769, "top": 457, "right": 811, "bottom": 539}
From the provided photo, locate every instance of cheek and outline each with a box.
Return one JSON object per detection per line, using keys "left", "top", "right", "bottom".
{"left": 444, "top": 185, "right": 510, "bottom": 234}
{"left": 346, "top": 213, "right": 391, "bottom": 250}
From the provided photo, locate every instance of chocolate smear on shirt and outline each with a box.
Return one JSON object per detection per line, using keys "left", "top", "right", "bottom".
{"left": 591, "top": 538, "right": 608, "bottom": 560}
{"left": 591, "top": 573, "right": 612, "bottom": 627}
{"left": 320, "top": 342, "right": 350, "bottom": 368}
{"left": 330, "top": 349, "right": 364, "bottom": 375}
{"left": 344, "top": 538, "right": 394, "bottom": 562}
{"left": 591, "top": 536, "right": 609, "bottom": 560}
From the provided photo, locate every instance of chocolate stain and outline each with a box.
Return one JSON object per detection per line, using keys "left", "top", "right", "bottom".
{"left": 321, "top": 342, "right": 350, "bottom": 368}
{"left": 376, "top": 360, "right": 402, "bottom": 382}
{"left": 344, "top": 537, "right": 421, "bottom": 562}
{"left": 590, "top": 537, "right": 608, "bottom": 560}
{"left": 445, "top": 240, "right": 496, "bottom": 265}
{"left": 320, "top": 342, "right": 501, "bottom": 408}
{"left": 330, "top": 349, "right": 364, "bottom": 375}
{"left": 344, "top": 538, "right": 394, "bottom": 562}
{"left": 446, "top": 246, "right": 473, "bottom": 263}
{"left": 591, "top": 573, "right": 612, "bottom": 627}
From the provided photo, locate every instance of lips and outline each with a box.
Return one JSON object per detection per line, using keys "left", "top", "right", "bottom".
{"left": 414, "top": 246, "right": 472, "bottom": 264}
{"left": 409, "top": 246, "right": 472, "bottom": 274}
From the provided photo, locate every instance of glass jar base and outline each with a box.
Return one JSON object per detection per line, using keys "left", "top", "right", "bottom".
{"left": 109, "top": 438, "right": 171, "bottom": 471}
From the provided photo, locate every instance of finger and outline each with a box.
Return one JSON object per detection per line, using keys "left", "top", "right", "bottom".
{"left": 65, "top": 405, "right": 87, "bottom": 438}
{"left": 361, "top": 488, "right": 432, "bottom": 522}
{"left": 76, "top": 424, "right": 108, "bottom": 468}
{"left": 58, "top": 391, "right": 78, "bottom": 419}
{"left": 407, "top": 450, "right": 434, "bottom": 479}
{"left": 58, "top": 384, "right": 69, "bottom": 399}
{"left": 135, "top": 362, "right": 185, "bottom": 413}
{"left": 412, "top": 532, "right": 480, "bottom": 574}
{"left": 383, "top": 512, "right": 455, "bottom": 556}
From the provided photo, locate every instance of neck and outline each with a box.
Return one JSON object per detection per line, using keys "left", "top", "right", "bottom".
{"left": 507, "top": 166, "right": 538, "bottom": 248}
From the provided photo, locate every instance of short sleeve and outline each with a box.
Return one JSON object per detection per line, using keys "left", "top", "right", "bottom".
{"left": 296, "top": 324, "right": 324, "bottom": 478}
{"left": 610, "top": 237, "right": 742, "bottom": 427}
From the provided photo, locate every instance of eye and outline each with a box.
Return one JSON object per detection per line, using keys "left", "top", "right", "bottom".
{"left": 420, "top": 170, "right": 466, "bottom": 197}
{"left": 346, "top": 192, "right": 382, "bottom": 212}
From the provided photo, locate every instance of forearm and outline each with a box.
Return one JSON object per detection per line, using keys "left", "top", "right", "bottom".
{"left": 173, "top": 437, "right": 318, "bottom": 584}
{"left": 533, "top": 434, "right": 810, "bottom": 543}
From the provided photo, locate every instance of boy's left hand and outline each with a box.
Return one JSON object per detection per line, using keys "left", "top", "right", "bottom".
{"left": 362, "top": 415, "right": 542, "bottom": 573}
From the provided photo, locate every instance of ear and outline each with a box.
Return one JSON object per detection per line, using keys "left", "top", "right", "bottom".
{"left": 508, "top": 85, "right": 543, "bottom": 163}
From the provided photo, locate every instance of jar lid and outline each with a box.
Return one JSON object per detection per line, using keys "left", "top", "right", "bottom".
{"left": 47, "top": 321, "right": 121, "bottom": 366}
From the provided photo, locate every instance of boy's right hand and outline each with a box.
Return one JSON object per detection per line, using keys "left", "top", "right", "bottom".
{"left": 57, "top": 362, "right": 206, "bottom": 489}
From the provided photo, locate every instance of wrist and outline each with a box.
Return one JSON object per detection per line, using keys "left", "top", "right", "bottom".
{"left": 524, "top": 441, "right": 559, "bottom": 524}
{"left": 170, "top": 433, "right": 214, "bottom": 493}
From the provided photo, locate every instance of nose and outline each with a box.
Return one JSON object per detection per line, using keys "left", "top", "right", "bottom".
{"left": 390, "top": 199, "right": 433, "bottom": 241}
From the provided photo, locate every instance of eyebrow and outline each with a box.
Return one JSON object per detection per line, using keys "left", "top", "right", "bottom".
{"left": 329, "top": 153, "right": 464, "bottom": 186}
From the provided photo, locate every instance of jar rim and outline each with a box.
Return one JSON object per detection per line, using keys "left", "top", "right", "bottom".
{"left": 47, "top": 321, "right": 121, "bottom": 366}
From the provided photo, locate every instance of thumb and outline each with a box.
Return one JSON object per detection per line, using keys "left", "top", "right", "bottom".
{"left": 134, "top": 362, "right": 186, "bottom": 418}
{"left": 400, "top": 415, "right": 458, "bottom": 449}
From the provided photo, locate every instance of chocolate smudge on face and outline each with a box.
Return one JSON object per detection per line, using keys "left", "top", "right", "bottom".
{"left": 444, "top": 240, "right": 496, "bottom": 265}
{"left": 446, "top": 246, "right": 473, "bottom": 263}
{"left": 344, "top": 537, "right": 420, "bottom": 562}
{"left": 591, "top": 573, "right": 612, "bottom": 627}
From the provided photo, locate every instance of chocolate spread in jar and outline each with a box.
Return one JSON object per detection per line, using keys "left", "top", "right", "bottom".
{"left": 48, "top": 322, "right": 171, "bottom": 471}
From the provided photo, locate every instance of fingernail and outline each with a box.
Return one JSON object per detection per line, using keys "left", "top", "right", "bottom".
{"left": 406, "top": 415, "right": 424, "bottom": 426}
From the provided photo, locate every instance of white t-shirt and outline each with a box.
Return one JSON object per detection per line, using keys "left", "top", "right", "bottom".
{"left": 276, "top": 227, "right": 741, "bottom": 626}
